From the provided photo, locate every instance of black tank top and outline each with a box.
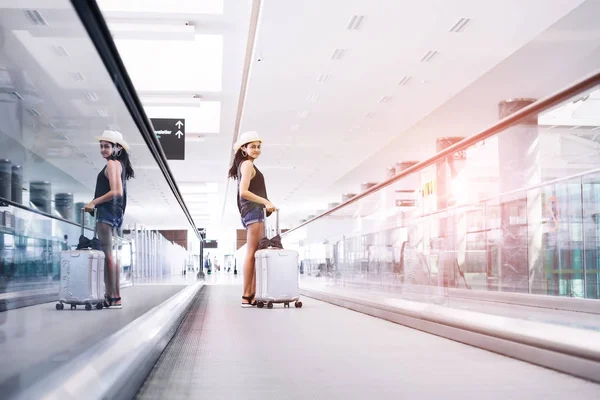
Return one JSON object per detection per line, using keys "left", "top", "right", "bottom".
{"left": 237, "top": 162, "right": 268, "bottom": 217}
{"left": 94, "top": 160, "right": 127, "bottom": 214}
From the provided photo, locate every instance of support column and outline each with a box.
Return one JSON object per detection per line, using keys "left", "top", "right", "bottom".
{"left": 497, "top": 98, "right": 541, "bottom": 294}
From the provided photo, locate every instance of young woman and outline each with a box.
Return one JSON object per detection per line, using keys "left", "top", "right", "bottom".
{"left": 228, "top": 131, "right": 276, "bottom": 307}
{"left": 84, "top": 130, "right": 134, "bottom": 309}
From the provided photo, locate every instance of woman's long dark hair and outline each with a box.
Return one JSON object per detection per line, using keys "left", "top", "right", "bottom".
{"left": 108, "top": 145, "right": 135, "bottom": 180}
{"left": 228, "top": 147, "right": 249, "bottom": 180}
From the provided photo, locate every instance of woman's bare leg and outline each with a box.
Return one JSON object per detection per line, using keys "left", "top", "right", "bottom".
{"left": 243, "top": 222, "right": 263, "bottom": 304}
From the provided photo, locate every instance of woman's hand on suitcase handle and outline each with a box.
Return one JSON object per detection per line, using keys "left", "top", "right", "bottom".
{"left": 265, "top": 201, "right": 277, "bottom": 213}
{"left": 84, "top": 201, "right": 96, "bottom": 213}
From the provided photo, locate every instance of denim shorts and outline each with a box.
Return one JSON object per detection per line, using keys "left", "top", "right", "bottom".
{"left": 96, "top": 206, "right": 124, "bottom": 230}
{"left": 241, "top": 207, "right": 264, "bottom": 229}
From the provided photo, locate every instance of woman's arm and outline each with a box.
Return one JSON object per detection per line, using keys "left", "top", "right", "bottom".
{"left": 239, "top": 160, "right": 275, "bottom": 211}
{"left": 85, "top": 161, "right": 123, "bottom": 211}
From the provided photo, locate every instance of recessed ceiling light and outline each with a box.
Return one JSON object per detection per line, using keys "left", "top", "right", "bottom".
{"left": 97, "top": 109, "right": 109, "bottom": 117}
{"left": 365, "top": 112, "right": 375, "bottom": 119}
{"left": 398, "top": 76, "right": 413, "bottom": 86}
{"left": 420, "top": 51, "right": 439, "bottom": 63}
{"left": 297, "top": 111, "right": 309, "bottom": 119}
{"left": 25, "top": 10, "right": 48, "bottom": 26}
{"left": 449, "top": 18, "right": 471, "bottom": 33}
{"left": 346, "top": 15, "right": 365, "bottom": 30}
{"left": 10, "top": 91, "right": 23, "bottom": 100}
{"left": 378, "top": 96, "right": 392, "bottom": 104}
{"left": 107, "top": 124, "right": 119, "bottom": 130}
{"left": 51, "top": 45, "right": 70, "bottom": 57}
{"left": 27, "top": 109, "right": 41, "bottom": 117}
{"left": 330, "top": 48, "right": 346, "bottom": 60}
{"left": 69, "top": 72, "right": 86, "bottom": 81}
{"left": 316, "top": 73, "right": 330, "bottom": 83}
{"left": 85, "top": 92, "right": 99, "bottom": 102}
{"left": 55, "top": 134, "right": 69, "bottom": 141}
{"left": 307, "top": 93, "right": 319, "bottom": 103}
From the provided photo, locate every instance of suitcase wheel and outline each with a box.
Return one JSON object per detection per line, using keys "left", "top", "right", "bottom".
{"left": 71, "top": 304, "right": 76, "bottom": 310}
{"left": 96, "top": 302, "right": 103, "bottom": 310}
{"left": 284, "top": 302, "right": 289, "bottom": 308}
{"left": 85, "top": 303, "right": 92, "bottom": 311}
{"left": 295, "top": 301, "right": 303, "bottom": 308}
{"left": 56, "top": 303, "right": 64, "bottom": 310}
{"left": 267, "top": 302, "right": 273, "bottom": 309}
{"left": 257, "top": 301, "right": 264, "bottom": 308}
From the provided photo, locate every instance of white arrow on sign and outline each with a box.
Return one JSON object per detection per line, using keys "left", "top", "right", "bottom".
{"left": 175, "top": 120, "right": 184, "bottom": 129}
{"left": 175, "top": 130, "right": 184, "bottom": 138}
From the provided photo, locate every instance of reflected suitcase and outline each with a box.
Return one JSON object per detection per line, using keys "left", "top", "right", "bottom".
{"left": 254, "top": 210, "right": 303, "bottom": 309}
{"left": 56, "top": 209, "right": 105, "bottom": 311}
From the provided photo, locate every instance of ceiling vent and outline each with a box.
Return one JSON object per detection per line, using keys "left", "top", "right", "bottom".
{"left": 449, "top": 18, "right": 471, "bottom": 33}
{"left": 85, "top": 92, "right": 99, "bottom": 102}
{"left": 27, "top": 108, "right": 41, "bottom": 117}
{"left": 346, "top": 15, "right": 364, "bottom": 30}
{"left": 97, "top": 109, "right": 109, "bottom": 117}
{"left": 51, "top": 45, "right": 70, "bottom": 57}
{"left": 69, "top": 71, "right": 86, "bottom": 81}
{"left": 378, "top": 96, "right": 392, "bottom": 104}
{"left": 316, "top": 73, "right": 330, "bottom": 83}
{"left": 25, "top": 10, "right": 48, "bottom": 26}
{"left": 297, "top": 111, "right": 309, "bottom": 119}
{"left": 307, "top": 93, "right": 319, "bottom": 103}
{"left": 398, "top": 76, "right": 413, "bottom": 86}
{"left": 330, "top": 48, "right": 346, "bottom": 60}
{"left": 420, "top": 50, "right": 439, "bottom": 63}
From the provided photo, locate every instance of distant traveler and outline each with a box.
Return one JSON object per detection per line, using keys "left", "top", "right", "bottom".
{"left": 84, "top": 130, "right": 134, "bottom": 309}
{"left": 228, "top": 131, "right": 276, "bottom": 307}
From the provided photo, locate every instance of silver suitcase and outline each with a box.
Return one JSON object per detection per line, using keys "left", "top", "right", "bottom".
{"left": 254, "top": 210, "right": 303, "bottom": 309}
{"left": 56, "top": 209, "right": 105, "bottom": 311}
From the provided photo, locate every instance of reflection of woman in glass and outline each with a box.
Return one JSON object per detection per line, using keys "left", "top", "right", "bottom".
{"left": 84, "top": 131, "right": 134, "bottom": 309}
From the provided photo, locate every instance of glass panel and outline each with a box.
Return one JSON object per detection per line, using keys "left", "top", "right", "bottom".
{"left": 286, "top": 83, "right": 600, "bottom": 300}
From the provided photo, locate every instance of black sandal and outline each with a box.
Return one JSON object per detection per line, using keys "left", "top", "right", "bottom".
{"left": 104, "top": 296, "right": 122, "bottom": 309}
{"left": 241, "top": 294, "right": 256, "bottom": 308}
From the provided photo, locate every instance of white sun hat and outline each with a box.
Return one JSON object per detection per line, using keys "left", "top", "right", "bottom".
{"left": 233, "top": 131, "right": 262, "bottom": 153}
{"left": 95, "top": 130, "right": 130, "bottom": 152}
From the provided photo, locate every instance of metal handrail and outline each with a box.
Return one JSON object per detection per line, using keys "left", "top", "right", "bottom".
{"left": 283, "top": 69, "right": 600, "bottom": 235}
{"left": 0, "top": 197, "right": 94, "bottom": 232}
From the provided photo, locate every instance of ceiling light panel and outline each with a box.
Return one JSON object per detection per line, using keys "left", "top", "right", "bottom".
{"left": 297, "top": 111, "right": 309, "bottom": 119}
{"left": 378, "top": 96, "right": 392, "bottom": 104}
{"left": 97, "top": 109, "right": 109, "bottom": 117}
{"left": 114, "top": 35, "right": 223, "bottom": 92}
{"left": 97, "top": 0, "right": 224, "bottom": 15}
{"left": 307, "top": 93, "right": 319, "bottom": 103}
{"left": 346, "top": 15, "right": 365, "bottom": 30}
{"left": 449, "top": 18, "right": 471, "bottom": 33}
{"left": 330, "top": 48, "right": 346, "bottom": 60}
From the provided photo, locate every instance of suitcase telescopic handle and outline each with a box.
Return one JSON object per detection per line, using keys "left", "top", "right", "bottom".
{"left": 80, "top": 208, "right": 97, "bottom": 237}
{"left": 263, "top": 207, "right": 279, "bottom": 237}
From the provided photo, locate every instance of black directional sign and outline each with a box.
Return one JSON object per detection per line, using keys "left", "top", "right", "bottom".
{"left": 151, "top": 118, "right": 185, "bottom": 160}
